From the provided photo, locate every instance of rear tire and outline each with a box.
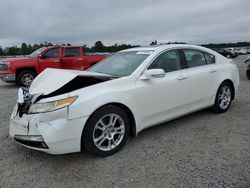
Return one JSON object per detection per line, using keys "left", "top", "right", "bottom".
{"left": 82, "top": 105, "right": 130, "bottom": 157}
{"left": 16, "top": 70, "right": 36, "bottom": 87}
{"left": 212, "top": 82, "right": 233, "bottom": 113}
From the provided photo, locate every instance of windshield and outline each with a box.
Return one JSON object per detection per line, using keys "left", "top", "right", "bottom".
{"left": 88, "top": 51, "right": 152, "bottom": 77}
{"left": 28, "top": 47, "right": 46, "bottom": 57}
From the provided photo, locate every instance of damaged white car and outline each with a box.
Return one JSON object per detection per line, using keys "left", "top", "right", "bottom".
{"left": 9, "top": 44, "right": 240, "bottom": 156}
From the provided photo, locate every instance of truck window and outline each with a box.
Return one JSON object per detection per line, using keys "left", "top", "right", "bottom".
{"left": 43, "top": 48, "right": 59, "bottom": 58}
{"left": 64, "top": 47, "right": 80, "bottom": 57}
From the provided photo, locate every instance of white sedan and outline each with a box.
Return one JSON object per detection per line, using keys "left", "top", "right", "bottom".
{"left": 9, "top": 44, "right": 240, "bottom": 156}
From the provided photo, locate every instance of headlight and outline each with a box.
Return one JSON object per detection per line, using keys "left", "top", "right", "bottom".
{"left": 28, "top": 96, "right": 77, "bottom": 114}
{"left": 0, "top": 62, "right": 11, "bottom": 71}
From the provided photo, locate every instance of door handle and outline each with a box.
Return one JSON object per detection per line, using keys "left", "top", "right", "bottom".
{"left": 177, "top": 75, "right": 188, "bottom": 80}
{"left": 53, "top": 60, "right": 60, "bottom": 63}
{"left": 77, "top": 58, "right": 82, "bottom": 61}
{"left": 209, "top": 69, "right": 217, "bottom": 73}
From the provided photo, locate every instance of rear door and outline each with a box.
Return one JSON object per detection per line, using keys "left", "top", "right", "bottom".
{"left": 38, "top": 47, "right": 61, "bottom": 72}
{"left": 61, "top": 47, "right": 83, "bottom": 70}
{"left": 182, "top": 49, "right": 218, "bottom": 108}
{"left": 136, "top": 49, "right": 189, "bottom": 127}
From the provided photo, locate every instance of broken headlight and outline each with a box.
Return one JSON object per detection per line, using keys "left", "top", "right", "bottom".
{"left": 28, "top": 96, "right": 77, "bottom": 114}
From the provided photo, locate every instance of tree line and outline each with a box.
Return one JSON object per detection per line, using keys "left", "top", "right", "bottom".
{"left": 0, "top": 41, "right": 138, "bottom": 56}
{"left": 0, "top": 41, "right": 250, "bottom": 56}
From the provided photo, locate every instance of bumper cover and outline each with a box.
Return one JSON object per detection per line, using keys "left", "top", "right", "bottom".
{"left": 0, "top": 73, "right": 16, "bottom": 83}
{"left": 9, "top": 105, "right": 88, "bottom": 154}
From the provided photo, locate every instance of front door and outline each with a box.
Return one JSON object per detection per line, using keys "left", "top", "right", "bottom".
{"left": 38, "top": 47, "right": 61, "bottom": 72}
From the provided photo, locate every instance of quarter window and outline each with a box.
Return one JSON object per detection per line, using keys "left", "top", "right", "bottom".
{"left": 148, "top": 50, "right": 182, "bottom": 73}
{"left": 64, "top": 47, "right": 80, "bottom": 57}
{"left": 204, "top": 52, "right": 215, "bottom": 64}
{"left": 183, "top": 49, "right": 206, "bottom": 67}
{"left": 43, "top": 48, "right": 59, "bottom": 58}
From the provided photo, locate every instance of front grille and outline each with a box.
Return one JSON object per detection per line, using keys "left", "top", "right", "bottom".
{"left": 17, "top": 88, "right": 42, "bottom": 117}
{"left": 18, "top": 100, "right": 32, "bottom": 117}
{"left": 17, "top": 88, "right": 33, "bottom": 117}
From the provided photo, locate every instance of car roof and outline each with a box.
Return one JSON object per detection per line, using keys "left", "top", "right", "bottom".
{"left": 120, "top": 44, "right": 205, "bottom": 52}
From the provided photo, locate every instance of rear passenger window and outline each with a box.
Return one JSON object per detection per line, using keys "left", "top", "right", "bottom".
{"left": 183, "top": 49, "right": 207, "bottom": 68}
{"left": 204, "top": 52, "right": 215, "bottom": 64}
{"left": 148, "top": 50, "right": 182, "bottom": 73}
{"left": 64, "top": 48, "right": 80, "bottom": 57}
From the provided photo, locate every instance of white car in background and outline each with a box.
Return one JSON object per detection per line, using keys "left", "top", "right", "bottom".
{"left": 235, "top": 48, "right": 247, "bottom": 55}
{"left": 9, "top": 44, "right": 240, "bottom": 156}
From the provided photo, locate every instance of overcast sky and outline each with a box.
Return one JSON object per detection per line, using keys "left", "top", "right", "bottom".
{"left": 0, "top": 0, "right": 249, "bottom": 47}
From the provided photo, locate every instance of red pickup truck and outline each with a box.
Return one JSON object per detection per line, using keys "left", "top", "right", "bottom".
{"left": 0, "top": 46, "right": 107, "bottom": 86}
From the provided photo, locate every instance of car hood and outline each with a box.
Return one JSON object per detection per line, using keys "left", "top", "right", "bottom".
{"left": 29, "top": 68, "right": 117, "bottom": 96}
{"left": 0, "top": 57, "right": 35, "bottom": 63}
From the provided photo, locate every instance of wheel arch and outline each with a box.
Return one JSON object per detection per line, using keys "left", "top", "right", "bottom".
{"left": 16, "top": 67, "right": 37, "bottom": 77}
{"left": 80, "top": 102, "right": 137, "bottom": 151}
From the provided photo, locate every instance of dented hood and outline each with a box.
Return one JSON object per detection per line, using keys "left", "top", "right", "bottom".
{"left": 29, "top": 68, "right": 114, "bottom": 95}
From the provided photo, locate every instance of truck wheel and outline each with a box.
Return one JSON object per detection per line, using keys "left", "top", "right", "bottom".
{"left": 17, "top": 70, "right": 36, "bottom": 87}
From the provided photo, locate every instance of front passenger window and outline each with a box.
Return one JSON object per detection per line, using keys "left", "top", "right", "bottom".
{"left": 43, "top": 48, "right": 59, "bottom": 58}
{"left": 64, "top": 47, "right": 80, "bottom": 57}
{"left": 148, "top": 50, "right": 182, "bottom": 73}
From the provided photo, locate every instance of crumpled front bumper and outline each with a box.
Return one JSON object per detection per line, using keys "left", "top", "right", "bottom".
{"left": 9, "top": 105, "right": 88, "bottom": 154}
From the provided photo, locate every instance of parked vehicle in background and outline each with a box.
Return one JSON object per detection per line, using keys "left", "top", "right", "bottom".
{"left": 9, "top": 44, "right": 240, "bottom": 156}
{"left": 235, "top": 48, "right": 247, "bottom": 55}
{"left": 0, "top": 46, "right": 107, "bottom": 86}
{"left": 227, "top": 48, "right": 235, "bottom": 53}
{"left": 213, "top": 48, "right": 238, "bottom": 58}
{"left": 245, "top": 55, "right": 250, "bottom": 79}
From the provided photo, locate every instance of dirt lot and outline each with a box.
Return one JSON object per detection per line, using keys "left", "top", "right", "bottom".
{"left": 0, "top": 55, "right": 249, "bottom": 188}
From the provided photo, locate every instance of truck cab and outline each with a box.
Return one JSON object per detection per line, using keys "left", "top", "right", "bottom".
{"left": 0, "top": 46, "right": 107, "bottom": 86}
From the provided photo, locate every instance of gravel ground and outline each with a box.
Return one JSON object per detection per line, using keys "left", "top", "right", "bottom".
{"left": 0, "top": 55, "right": 250, "bottom": 188}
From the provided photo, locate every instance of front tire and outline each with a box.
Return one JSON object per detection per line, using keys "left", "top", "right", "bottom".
{"left": 82, "top": 105, "right": 130, "bottom": 157}
{"left": 16, "top": 70, "right": 36, "bottom": 87}
{"left": 212, "top": 82, "right": 233, "bottom": 113}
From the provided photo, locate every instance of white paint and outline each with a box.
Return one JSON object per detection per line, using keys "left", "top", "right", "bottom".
{"left": 9, "top": 44, "right": 240, "bottom": 154}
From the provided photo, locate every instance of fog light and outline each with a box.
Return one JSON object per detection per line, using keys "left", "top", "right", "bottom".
{"left": 14, "top": 135, "right": 44, "bottom": 142}
{"left": 14, "top": 135, "right": 49, "bottom": 149}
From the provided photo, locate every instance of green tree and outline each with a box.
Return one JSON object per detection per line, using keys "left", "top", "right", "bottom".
{"left": 93, "top": 41, "right": 105, "bottom": 52}
{"left": 21, "top": 43, "right": 29, "bottom": 55}
{"left": 0, "top": 46, "right": 4, "bottom": 56}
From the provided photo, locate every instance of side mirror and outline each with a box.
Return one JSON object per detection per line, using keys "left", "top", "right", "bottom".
{"left": 141, "top": 69, "right": 165, "bottom": 80}
{"left": 39, "top": 54, "right": 45, "bottom": 59}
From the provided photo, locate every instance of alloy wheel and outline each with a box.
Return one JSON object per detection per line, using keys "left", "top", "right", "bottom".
{"left": 218, "top": 85, "right": 231, "bottom": 109}
{"left": 21, "top": 73, "right": 34, "bottom": 86}
{"left": 93, "top": 113, "right": 125, "bottom": 151}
